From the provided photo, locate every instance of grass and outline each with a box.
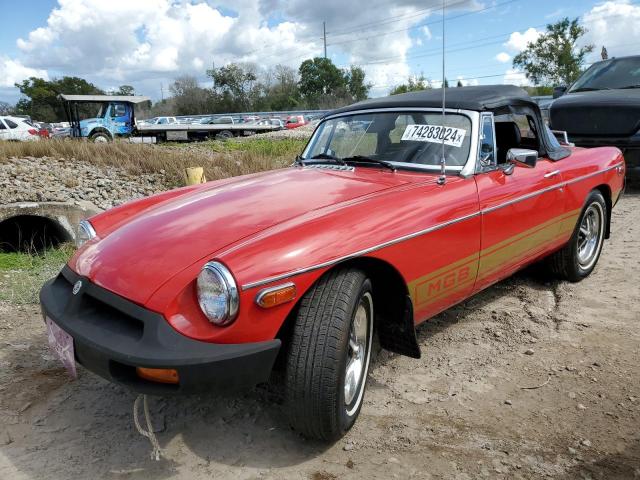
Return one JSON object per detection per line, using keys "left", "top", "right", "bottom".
{"left": 0, "top": 244, "right": 74, "bottom": 305}
{"left": 0, "top": 137, "right": 308, "bottom": 187}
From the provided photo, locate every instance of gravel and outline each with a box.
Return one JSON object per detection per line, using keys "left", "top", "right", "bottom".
{"left": 0, "top": 157, "right": 170, "bottom": 210}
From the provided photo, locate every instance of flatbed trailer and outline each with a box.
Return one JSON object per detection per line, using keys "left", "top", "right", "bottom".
{"left": 59, "top": 94, "right": 283, "bottom": 143}
{"left": 136, "top": 122, "right": 281, "bottom": 141}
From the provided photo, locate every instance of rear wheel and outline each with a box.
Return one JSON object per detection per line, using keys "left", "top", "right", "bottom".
{"left": 285, "top": 268, "right": 373, "bottom": 440}
{"left": 548, "top": 190, "right": 607, "bottom": 282}
{"left": 216, "top": 130, "right": 233, "bottom": 140}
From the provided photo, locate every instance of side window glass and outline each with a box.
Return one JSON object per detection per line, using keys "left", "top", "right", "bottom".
{"left": 0, "top": 120, "right": 6, "bottom": 130}
{"left": 6, "top": 119, "right": 18, "bottom": 129}
{"left": 479, "top": 115, "right": 495, "bottom": 169}
{"left": 111, "top": 104, "right": 126, "bottom": 117}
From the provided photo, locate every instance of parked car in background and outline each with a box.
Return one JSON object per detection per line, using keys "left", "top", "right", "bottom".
{"left": 0, "top": 116, "right": 40, "bottom": 141}
{"left": 253, "top": 118, "right": 284, "bottom": 129}
{"left": 141, "top": 116, "right": 178, "bottom": 125}
{"left": 286, "top": 115, "right": 307, "bottom": 129}
{"left": 40, "top": 86, "right": 625, "bottom": 441}
{"left": 550, "top": 54, "right": 640, "bottom": 187}
{"left": 200, "top": 116, "right": 235, "bottom": 125}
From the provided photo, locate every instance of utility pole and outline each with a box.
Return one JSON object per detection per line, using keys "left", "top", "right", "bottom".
{"left": 160, "top": 82, "right": 164, "bottom": 102}
{"left": 323, "top": 21, "right": 327, "bottom": 58}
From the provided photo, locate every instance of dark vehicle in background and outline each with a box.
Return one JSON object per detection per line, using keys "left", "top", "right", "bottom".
{"left": 550, "top": 55, "right": 640, "bottom": 187}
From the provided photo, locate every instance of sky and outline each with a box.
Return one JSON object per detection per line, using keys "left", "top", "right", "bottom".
{"left": 1, "top": 0, "right": 639, "bottom": 104}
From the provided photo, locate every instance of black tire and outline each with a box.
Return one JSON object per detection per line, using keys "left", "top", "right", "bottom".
{"left": 216, "top": 130, "right": 233, "bottom": 140}
{"left": 89, "top": 131, "right": 110, "bottom": 143}
{"left": 285, "top": 268, "right": 374, "bottom": 441}
{"left": 548, "top": 190, "right": 607, "bottom": 282}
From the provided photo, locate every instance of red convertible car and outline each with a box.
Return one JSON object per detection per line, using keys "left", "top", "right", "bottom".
{"left": 40, "top": 86, "right": 625, "bottom": 440}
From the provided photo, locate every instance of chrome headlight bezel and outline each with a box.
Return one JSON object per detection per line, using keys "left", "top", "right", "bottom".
{"left": 196, "top": 261, "right": 239, "bottom": 326}
{"left": 77, "top": 220, "right": 97, "bottom": 248}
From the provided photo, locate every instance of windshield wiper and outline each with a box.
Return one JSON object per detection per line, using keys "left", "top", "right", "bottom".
{"left": 342, "top": 155, "right": 396, "bottom": 172}
{"left": 570, "top": 87, "right": 610, "bottom": 93}
{"left": 299, "top": 153, "right": 347, "bottom": 165}
{"left": 619, "top": 84, "right": 640, "bottom": 89}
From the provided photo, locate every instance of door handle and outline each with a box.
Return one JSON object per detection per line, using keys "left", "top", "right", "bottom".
{"left": 544, "top": 170, "right": 561, "bottom": 179}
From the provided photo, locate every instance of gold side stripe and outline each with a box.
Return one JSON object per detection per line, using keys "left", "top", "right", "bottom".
{"left": 410, "top": 210, "right": 581, "bottom": 308}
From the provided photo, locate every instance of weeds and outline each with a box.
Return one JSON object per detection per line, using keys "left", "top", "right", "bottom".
{"left": 0, "top": 244, "right": 74, "bottom": 305}
{"left": 0, "top": 137, "right": 306, "bottom": 186}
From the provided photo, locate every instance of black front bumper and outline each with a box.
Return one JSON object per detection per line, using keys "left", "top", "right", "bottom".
{"left": 39, "top": 266, "right": 281, "bottom": 395}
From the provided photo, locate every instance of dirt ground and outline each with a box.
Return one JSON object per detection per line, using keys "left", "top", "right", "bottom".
{"left": 1, "top": 195, "right": 638, "bottom": 480}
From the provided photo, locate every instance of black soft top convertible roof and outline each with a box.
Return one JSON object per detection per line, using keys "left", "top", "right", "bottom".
{"left": 330, "top": 85, "right": 538, "bottom": 115}
{"left": 327, "top": 84, "right": 571, "bottom": 161}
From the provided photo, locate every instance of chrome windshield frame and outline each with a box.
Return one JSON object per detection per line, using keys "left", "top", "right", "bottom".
{"left": 303, "top": 107, "right": 480, "bottom": 177}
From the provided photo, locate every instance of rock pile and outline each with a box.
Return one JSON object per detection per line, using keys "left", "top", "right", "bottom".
{"left": 0, "top": 157, "right": 169, "bottom": 211}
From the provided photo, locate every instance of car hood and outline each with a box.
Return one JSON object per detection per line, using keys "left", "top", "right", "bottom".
{"left": 550, "top": 89, "right": 640, "bottom": 136}
{"left": 71, "top": 167, "right": 409, "bottom": 306}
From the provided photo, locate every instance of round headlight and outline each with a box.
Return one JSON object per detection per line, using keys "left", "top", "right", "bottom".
{"left": 197, "top": 261, "right": 239, "bottom": 326}
{"left": 77, "top": 220, "right": 97, "bottom": 248}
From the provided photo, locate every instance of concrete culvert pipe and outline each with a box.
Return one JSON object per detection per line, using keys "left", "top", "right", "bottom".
{"left": 0, "top": 215, "right": 72, "bottom": 253}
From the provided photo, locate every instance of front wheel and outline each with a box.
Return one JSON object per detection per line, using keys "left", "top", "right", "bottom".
{"left": 89, "top": 132, "right": 110, "bottom": 143}
{"left": 548, "top": 190, "right": 607, "bottom": 282}
{"left": 285, "top": 268, "right": 373, "bottom": 440}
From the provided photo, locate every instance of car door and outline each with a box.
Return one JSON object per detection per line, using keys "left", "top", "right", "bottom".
{"left": 474, "top": 113, "right": 565, "bottom": 292}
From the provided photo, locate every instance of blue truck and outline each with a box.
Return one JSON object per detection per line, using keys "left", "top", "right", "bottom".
{"left": 59, "top": 94, "right": 151, "bottom": 142}
{"left": 59, "top": 94, "right": 280, "bottom": 142}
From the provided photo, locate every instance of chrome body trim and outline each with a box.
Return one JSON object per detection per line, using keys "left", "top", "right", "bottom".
{"left": 544, "top": 169, "right": 561, "bottom": 178}
{"left": 240, "top": 163, "right": 622, "bottom": 291}
{"left": 241, "top": 210, "right": 481, "bottom": 290}
{"left": 255, "top": 282, "right": 296, "bottom": 307}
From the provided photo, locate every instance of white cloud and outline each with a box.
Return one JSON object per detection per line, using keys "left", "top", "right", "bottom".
{"left": 0, "top": 56, "right": 49, "bottom": 88}
{"left": 581, "top": 0, "right": 640, "bottom": 62}
{"left": 2, "top": 0, "right": 483, "bottom": 100}
{"left": 505, "top": 27, "right": 542, "bottom": 52}
{"left": 503, "top": 68, "right": 531, "bottom": 86}
{"left": 495, "top": 52, "right": 511, "bottom": 63}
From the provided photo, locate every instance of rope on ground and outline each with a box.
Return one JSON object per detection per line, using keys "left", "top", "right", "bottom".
{"left": 133, "top": 394, "right": 162, "bottom": 461}
{"left": 519, "top": 375, "right": 552, "bottom": 390}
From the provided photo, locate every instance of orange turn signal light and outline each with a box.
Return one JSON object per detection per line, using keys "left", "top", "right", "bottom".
{"left": 136, "top": 367, "right": 179, "bottom": 384}
{"left": 256, "top": 283, "right": 297, "bottom": 308}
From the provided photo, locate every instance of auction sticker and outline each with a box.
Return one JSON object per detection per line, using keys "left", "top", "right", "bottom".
{"left": 401, "top": 124, "right": 466, "bottom": 147}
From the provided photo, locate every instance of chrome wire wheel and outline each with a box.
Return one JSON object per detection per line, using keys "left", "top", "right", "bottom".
{"left": 344, "top": 291, "right": 373, "bottom": 417}
{"left": 576, "top": 202, "right": 604, "bottom": 271}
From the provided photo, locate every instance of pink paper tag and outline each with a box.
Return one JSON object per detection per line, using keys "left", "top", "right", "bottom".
{"left": 45, "top": 317, "right": 77, "bottom": 379}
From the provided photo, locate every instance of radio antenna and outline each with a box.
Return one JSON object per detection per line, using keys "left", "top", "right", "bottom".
{"left": 437, "top": 0, "right": 447, "bottom": 186}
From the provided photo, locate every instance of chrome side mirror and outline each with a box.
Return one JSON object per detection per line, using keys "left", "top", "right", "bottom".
{"left": 507, "top": 148, "right": 538, "bottom": 168}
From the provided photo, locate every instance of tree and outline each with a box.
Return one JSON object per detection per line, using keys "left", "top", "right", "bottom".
{"left": 258, "top": 64, "right": 302, "bottom": 111}
{"left": 0, "top": 101, "right": 13, "bottom": 115}
{"left": 14, "top": 76, "right": 104, "bottom": 122}
{"left": 168, "top": 75, "right": 214, "bottom": 115}
{"left": 344, "top": 65, "right": 371, "bottom": 102}
{"left": 298, "top": 57, "right": 346, "bottom": 108}
{"left": 112, "top": 85, "right": 135, "bottom": 96}
{"left": 389, "top": 75, "right": 430, "bottom": 95}
{"left": 444, "top": 78, "right": 450, "bottom": 88}
{"left": 513, "top": 17, "right": 594, "bottom": 86}
{"left": 456, "top": 79, "right": 463, "bottom": 87}
{"left": 208, "top": 63, "right": 259, "bottom": 112}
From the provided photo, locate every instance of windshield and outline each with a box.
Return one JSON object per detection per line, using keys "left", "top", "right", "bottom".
{"left": 304, "top": 111, "right": 472, "bottom": 170}
{"left": 570, "top": 57, "right": 640, "bottom": 91}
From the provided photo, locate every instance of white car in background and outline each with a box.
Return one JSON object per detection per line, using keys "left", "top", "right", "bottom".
{"left": 0, "top": 116, "right": 40, "bottom": 141}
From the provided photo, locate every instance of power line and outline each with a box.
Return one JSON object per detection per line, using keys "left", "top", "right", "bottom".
{"left": 325, "top": 0, "right": 477, "bottom": 37}
{"left": 326, "top": 0, "right": 522, "bottom": 47}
